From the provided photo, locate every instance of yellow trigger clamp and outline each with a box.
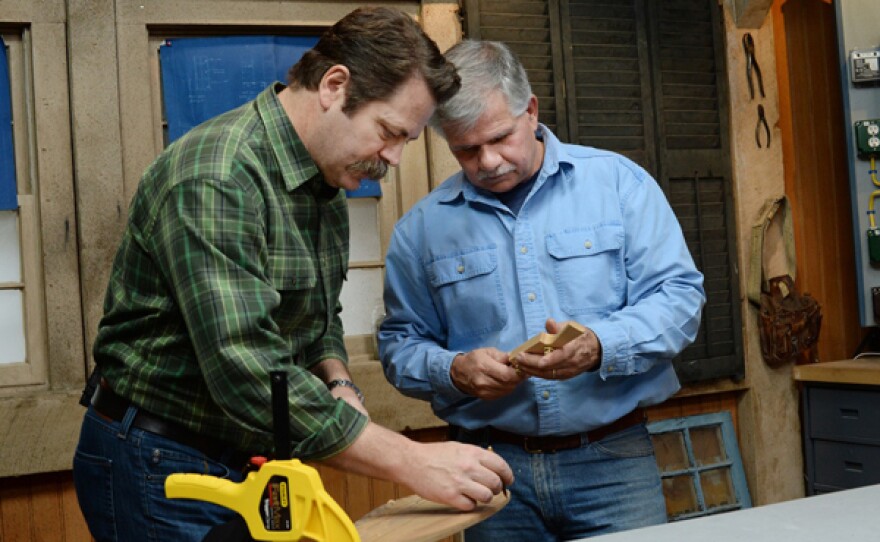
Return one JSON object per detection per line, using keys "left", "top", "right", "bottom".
{"left": 165, "top": 371, "right": 360, "bottom": 542}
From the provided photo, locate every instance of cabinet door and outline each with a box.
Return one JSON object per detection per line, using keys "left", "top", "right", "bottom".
{"left": 808, "top": 387, "right": 880, "bottom": 445}
{"left": 813, "top": 440, "right": 880, "bottom": 490}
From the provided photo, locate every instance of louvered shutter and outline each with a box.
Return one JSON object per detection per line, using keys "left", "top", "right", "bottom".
{"left": 462, "top": 0, "right": 569, "bottom": 137}
{"left": 565, "top": 0, "right": 657, "bottom": 171}
{"left": 645, "top": 0, "right": 743, "bottom": 382}
{"left": 463, "top": 0, "right": 743, "bottom": 383}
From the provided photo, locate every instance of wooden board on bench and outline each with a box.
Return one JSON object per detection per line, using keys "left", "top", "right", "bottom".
{"left": 356, "top": 491, "right": 509, "bottom": 542}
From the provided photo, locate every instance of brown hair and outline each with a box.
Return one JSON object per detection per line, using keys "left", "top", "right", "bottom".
{"left": 287, "top": 7, "right": 459, "bottom": 114}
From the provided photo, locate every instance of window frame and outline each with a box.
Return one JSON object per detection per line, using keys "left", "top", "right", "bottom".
{"left": 648, "top": 411, "right": 752, "bottom": 520}
{"left": 0, "top": 10, "right": 81, "bottom": 392}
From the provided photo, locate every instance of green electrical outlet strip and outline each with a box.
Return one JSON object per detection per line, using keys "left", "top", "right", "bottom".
{"left": 855, "top": 119, "right": 880, "bottom": 158}
{"left": 869, "top": 228, "right": 880, "bottom": 263}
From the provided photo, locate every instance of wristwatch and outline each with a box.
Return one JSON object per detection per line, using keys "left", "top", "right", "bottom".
{"left": 327, "top": 379, "right": 365, "bottom": 404}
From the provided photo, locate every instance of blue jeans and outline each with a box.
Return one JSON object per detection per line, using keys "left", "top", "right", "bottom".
{"left": 459, "top": 424, "right": 666, "bottom": 541}
{"left": 72, "top": 405, "right": 244, "bottom": 542}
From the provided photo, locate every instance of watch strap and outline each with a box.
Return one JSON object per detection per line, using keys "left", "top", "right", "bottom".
{"left": 327, "top": 379, "right": 365, "bottom": 403}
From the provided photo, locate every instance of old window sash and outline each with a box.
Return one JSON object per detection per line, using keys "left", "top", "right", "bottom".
{"left": 0, "top": 30, "right": 48, "bottom": 389}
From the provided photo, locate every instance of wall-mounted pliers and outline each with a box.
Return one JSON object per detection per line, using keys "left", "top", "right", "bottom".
{"left": 756, "top": 105, "right": 771, "bottom": 148}
{"left": 743, "top": 33, "right": 765, "bottom": 100}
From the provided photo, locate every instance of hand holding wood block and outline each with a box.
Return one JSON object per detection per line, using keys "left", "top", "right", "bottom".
{"left": 508, "top": 321, "right": 587, "bottom": 361}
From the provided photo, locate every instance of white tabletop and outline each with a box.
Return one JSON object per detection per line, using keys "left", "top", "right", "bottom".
{"left": 582, "top": 485, "right": 880, "bottom": 542}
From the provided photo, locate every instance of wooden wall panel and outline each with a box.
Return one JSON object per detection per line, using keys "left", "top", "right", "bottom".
{"left": 0, "top": 484, "right": 31, "bottom": 542}
{"left": 0, "top": 472, "right": 92, "bottom": 542}
{"left": 773, "top": 0, "right": 865, "bottom": 361}
{"left": 647, "top": 391, "right": 740, "bottom": 437}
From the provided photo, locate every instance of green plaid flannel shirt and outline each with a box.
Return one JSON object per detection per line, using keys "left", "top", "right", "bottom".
{"left": 94, "top": 84, "right": 367, "bottom": 459}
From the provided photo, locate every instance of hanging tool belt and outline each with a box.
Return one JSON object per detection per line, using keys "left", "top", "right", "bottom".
{"left": 747, "top": 196, "right": 822, "bottom": 367}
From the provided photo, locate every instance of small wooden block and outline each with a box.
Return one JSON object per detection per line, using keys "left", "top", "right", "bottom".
{"left": 356, "top": 492, "right": 509, "bottom": 542}
{"left": 508, "top": 321, "right": 586, "bottom": 360}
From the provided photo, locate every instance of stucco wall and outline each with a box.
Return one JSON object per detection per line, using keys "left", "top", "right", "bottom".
{"left": 723, "top": 2, "right": 805, "bottom": 505}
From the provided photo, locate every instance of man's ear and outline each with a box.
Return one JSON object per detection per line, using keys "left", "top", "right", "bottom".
{"left": 318, "top": 65, "right": 350, "bottom": 111}
{"left": 526, "top": 94, "right": 540, "bottom": 127}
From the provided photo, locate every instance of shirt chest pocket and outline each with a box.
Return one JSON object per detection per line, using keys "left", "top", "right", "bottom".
{"left": 428, "top": 247, "right": 507, "bottom": 339}
{"left": 267, "top": 247, "right": 318, "bottom": 291}
{"left": 546, "top": 226, "right": 625, "bottom": 315}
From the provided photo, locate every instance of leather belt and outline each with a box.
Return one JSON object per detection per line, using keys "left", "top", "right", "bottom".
{"left": 91, "top": 381, "right": 250, "bottom": 468}
{"left": 458, "top": 408, "right": 647, "bottom": 454}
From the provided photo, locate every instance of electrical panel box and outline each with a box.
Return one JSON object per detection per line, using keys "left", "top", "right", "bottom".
{"left": 838, "top": 0, "right": 880, "bottom": 326}
{"left": 855, "top": 119, "right": 880, "bottom": 157}
{"left": 851, "top": 48, "right": 880, "bottom": 83}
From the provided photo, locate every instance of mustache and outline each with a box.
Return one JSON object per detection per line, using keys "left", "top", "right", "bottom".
{"left": 347, "top": 159, "right": 388, "bottom": 180}
{"left": 476, "top": 164, "right": 516, "bottom": 181}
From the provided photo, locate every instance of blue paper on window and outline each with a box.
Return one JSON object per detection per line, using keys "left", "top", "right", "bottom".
{"left": 159, "top": 35, "right": 380, "bottom": 198}
{"left": 344, "top": 179, "right": 382, "bottom": 197}
{"left": 0, "top": 37, "right": 17, "bottom": 211}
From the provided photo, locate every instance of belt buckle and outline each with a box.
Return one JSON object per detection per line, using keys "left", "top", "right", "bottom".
{"left": 523, "top": 437, "right": 546, "bottom": 454}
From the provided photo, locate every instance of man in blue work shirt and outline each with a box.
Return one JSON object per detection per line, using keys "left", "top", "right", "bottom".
{"left": 378, "top": 40, "right": 705, "bottom": 541}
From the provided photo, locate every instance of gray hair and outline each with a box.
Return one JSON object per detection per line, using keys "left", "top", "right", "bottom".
{"left": 430, "top": 40, "right": 532, "bottom": 137}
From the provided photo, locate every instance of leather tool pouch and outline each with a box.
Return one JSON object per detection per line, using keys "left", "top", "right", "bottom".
{"left": 748, "top": 196, "right": 822, "bottom": 367}
{"left": 758, "top": 275, "right": 822, "bottom": 366}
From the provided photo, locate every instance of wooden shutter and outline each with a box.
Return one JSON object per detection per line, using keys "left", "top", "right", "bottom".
{"left": 461, "top": 0, "right": 569, "bottom": 137}
{"left": 646, "top": 0, "right": 742, "bottom": 382}
{"left": 565, "top": 0, "right": 656, "bottom": 171}
{"left": 463, "top": 0, "right": 743, "bottom": 383}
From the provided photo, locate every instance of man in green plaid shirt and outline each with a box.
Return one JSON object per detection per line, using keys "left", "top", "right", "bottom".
{"left": 72, "top": 8, "right": 512, "bottom": 542}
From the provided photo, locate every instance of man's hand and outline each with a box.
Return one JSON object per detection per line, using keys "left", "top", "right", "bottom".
{"left": 450, "top": 348, "right": 527, "bottom": 400}
{"left": 401, "top": 441, "right": 514, "bottom": 511}
{"left": 323, "top": 423, "right": 514, "bottom": 512}
{"left": 513, "top": 318, "right": 602, "bottom": 380}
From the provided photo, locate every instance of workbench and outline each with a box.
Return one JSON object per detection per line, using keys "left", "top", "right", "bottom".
{"left": 583, "top": 483, "right": 880, "bottom": 541}
{"left": 793, "top": 358, "right": 880, "bottom": 494}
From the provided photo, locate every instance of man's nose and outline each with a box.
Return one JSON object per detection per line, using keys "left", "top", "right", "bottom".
{"left": 478, "top": 145, "right": 502, "bottom": 170}
{"left": 379, "top": 140, "right": 405, "bottom": 167}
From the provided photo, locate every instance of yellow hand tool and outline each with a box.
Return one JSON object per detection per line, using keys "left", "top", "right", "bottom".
{"left": 165, "top": 457, "right": 359, "bottom": 542}
{"left": 165, "top": 370, "right": 360, "bottom": 542}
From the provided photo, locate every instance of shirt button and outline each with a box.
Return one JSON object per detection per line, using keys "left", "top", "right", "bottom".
{"left": 527, "top": 292, "right": 537, "bottom": 302}
{"left": 542, "top": 391, "right": 550, "bottom": 399}
{"left": 457, "top": 264, "right": 464, "bottom": 273}
{"left": 584, "top": 240, "right": 593, "bottom": 249}
{"left": 520, "top": 246, "right": 528, "bottom": 254}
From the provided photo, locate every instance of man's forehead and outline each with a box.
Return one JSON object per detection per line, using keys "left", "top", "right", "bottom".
{"left": 446, "top": 115, "right": 516, "bottom": 148}
{"left": 376, "top": 78, "right": 435, "bottom": 136}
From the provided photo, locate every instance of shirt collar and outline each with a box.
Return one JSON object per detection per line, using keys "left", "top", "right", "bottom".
{"left": 438, "top": 124, "right": 572, "bottom": 205}
{"left": 257, "top": 82, "right": 321, "bottom": 193}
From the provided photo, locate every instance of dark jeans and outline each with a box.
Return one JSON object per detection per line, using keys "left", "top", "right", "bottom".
{"left": 73, "top": 405, "right": 243, "bottom": 542}
{"left": 457, "top": 424, "right": 667, "bottom": 541}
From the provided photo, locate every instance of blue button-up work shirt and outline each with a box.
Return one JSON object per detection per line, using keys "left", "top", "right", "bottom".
{"left": 378, "top": 126, "right": 705, "bottom": 436}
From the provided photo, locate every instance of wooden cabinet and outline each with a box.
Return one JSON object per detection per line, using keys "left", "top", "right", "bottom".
{"left": 794, "top": 359, "right": 880, "bottom": 495}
